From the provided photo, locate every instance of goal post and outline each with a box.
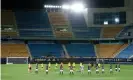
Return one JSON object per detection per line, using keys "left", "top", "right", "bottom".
{"left": 6, "top": 57, "right": 29, "bottom": 64}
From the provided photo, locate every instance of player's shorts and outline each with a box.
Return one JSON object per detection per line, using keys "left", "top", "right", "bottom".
{"left": 118, "top": 68, "right": 120, "bottom": 70}
{"left": 88, "top": 70, "right": 91, "bottom": 72}
{"left": 35, "top": 69, "right": 38, "bottom": 71}
{"left": 46, "top": 70, "right": 48, "bottom": 72}
{"left": 110, "top": 69, "right": 113, "bottom": 71}
{"left": 60, "top": 70, "right": 63, "bottom": 72}
{"left": 70, "top": 70, "right": 74, "bottom": 72}
{"left": 102, "top": 69, "right": 104, "bottom": 71}
{"left": 115, "top": 68, "right": 117, "bottom": 70}
{"left": 96, "top": 69, "right": 99, "bottom": 72}
{"left": 29, "top": 67, "right": 31, "bottom": 70}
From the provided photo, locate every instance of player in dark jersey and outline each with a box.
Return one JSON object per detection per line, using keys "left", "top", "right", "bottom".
{"left": 35, "top": 63, "right": 38, "bottom": 74}
{"left": 96, "top": 66, "right": 99, "bottom": 74}
{"left": 46, "top": 64, "right": 49, "bottom": 74}
{"left": 60, "top": 64, "right": 63, "bottom": 75}
{"left": 88, "top": 64, "right": 91, "bottom": 75}
{"left": 115, "top": 64, "right": 118, "bottom": 71}
{"left": 101, "top": 64, "right": 104, "bottom": 74}
{"left": 110, "top": 64, "right": 113, "bottom": 74}
{"left": 118, "top": 64, "right": 120, "bottom": 72}
{"left": 69, "top": 64, "right": 74, "bottom": 75}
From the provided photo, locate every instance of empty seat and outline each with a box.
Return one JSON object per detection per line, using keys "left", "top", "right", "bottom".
{"left": 102, "top": 27, "right": 123, "bottom": 38}
{"left": 116, "top": 44, "right": 133, "bottom": 58}
{"left": 48, "top": 12, "right": 69, "bottom": 26}
{"left": 65, "top": 44, "right": 96, "bottom": 57}
{"left": 55, "top": 31, "right": 72, "bottom": 38}
{"left": 74, "top": 27, "right": 101, "bottom": 38}
{"left": 2, "top": 31, "right": 18, "bottom": 37}
{"left": 15, "top": 11, "right": 51, "bottom": 28}
{"left": 28, "top": 43, "right": 63, "bottom": 57}
{"left": 1, "top": 10, "right": 16, "bottom": 25}
{"left": 96, "top": 44, "right": 127, "bottom": 58}
{"left": 1, "top": 44, "right": 29, "bottom": 58}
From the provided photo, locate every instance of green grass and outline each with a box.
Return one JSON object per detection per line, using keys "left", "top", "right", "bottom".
{"left": 1, "top": 64, "right": 133, "bottom": 80}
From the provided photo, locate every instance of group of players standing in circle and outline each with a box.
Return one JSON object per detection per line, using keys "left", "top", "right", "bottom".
{"left": 28, "top": 62, "right": 121, "bottom": 75}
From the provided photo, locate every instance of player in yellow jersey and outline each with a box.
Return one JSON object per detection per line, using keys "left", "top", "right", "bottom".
{"left": 98, "top": 63, "right": 101, "bottom": 68}
{"left": 72, "top": 62, "right": 76, "bottom": 70}
{"left": 48, "top": 62, "right": 51, "bottom": 69}
{"left": 41, "top": 63, "right": 44, "bottom": 70}
{"left": 55, "top": 63, "right": 58, "bottom": 69}
{"left": 68, "top": 62, "right": 71, "bottom": 69}
{"left": 80, "top": 62, "right": 82, "bottom": 67}
{"left": 28, "top": 63, "right": 32, "bottom": 73}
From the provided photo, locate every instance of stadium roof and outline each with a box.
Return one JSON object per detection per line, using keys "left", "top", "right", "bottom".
{"left": 2, "top": 0, "right": 124, "bottom": 10}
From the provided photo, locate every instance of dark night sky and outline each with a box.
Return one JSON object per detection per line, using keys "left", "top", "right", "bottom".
{"left": 1, "top": 0, "right": 124, "bottom": 10}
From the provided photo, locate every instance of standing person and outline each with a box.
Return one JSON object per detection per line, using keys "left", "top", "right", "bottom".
{"left": 28, "top": 63, "right": 32, "bottom": 73}
{"left": 55, "top": 63, "right": 58, "bottom": 70}
{"left": 46, "top": 64, "right": 49, "bottom": 74}
{"left": 72, "top": 62, "right": 76, "bottom": 70}
{"left": 41, "top": 63, "right": 44, "bottom": 70}
{"left": 68, "top": 62, "right": 71, "bottom": 69}
{"left": 35, "top": 63, "right": 38, "bottom": 74}
{"left": 101, "top": 64, "right": 105, "bottom": 74}
{"left": 115, "top": 64, "right": 118, "bottom": 72}
{"left": 110, "top": 64, "right": 113, "bottom": 74}
{"left": 69, "top": 64, "right": 74, "bottom": 75}
{"left": 48, "top": 62, "right": 51, "bottom": 70}
{"left": 80, "top": 64, "right": 84, "bottom": 74}
{"left": 88, "top": 63, "right": 91, "bottom": 75}
{"left": 118, "top": 64, "right": 120, "bottom": 72}
{"left": 60, "top": 63, "right": 63, "bottom": 75}
{"left": 96, "top": 66, "right": 99, "bottom": 74}
{"left": 80, "top": 62, "right": 82, "bottom": 67}
{"left": 98, "top": 63, "right": 101, "bottom": 68}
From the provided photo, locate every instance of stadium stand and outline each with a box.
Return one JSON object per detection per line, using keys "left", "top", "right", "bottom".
{"left": 68, "top": 13, "right": 87, "bottom": 29}
{"left": 48, "top": 12, "right": 73, "bottom": 38}
{"left": 117, "top": 25, "right": 133, "bottom": 38}
{"left": 15, "top": 11, "right": 51, "bottom": 27}
{"left": 65, "top": 43, "right": 96, "bottom": 57}
{"left": 19, "top": 30, "right": 54, "bottom": 38}
{"left": 96, "top": 44, "right": 128, "bottom": 58}
{"left": 1, "top": 32, "right": 18, "bottom": 37}
{"left": 28, "top": 43, "right": 63, "bottom": 58}
{"left": 48, "top": 12, "right": 69, "bottom": 26}
{"left": 102, "top": 27, "right": 124, "bottom": 38}
{"left": 1, "top": 44, "right": 29, "bottom": 58}
{"left": 116, "top": 44, "right": 133, "bottom": 58}
{"left": 1, "top": 10, "right": 18, "bottom": 37}
{"left": 55, "top": 31, "right": 72, "bottom": 38}
{"left": 73, "top": 27, "right": 101, "bottom": 38}
{"left": 15, "top": 11, "right": 54, "bottom": 38}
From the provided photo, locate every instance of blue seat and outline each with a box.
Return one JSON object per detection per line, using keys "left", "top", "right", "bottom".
{"left": 74, "top": 27, "right": 101, "bottom": 38}
{"left": 116, "top": 44, "right": 133, "bottom": 58}
{"left": 28, "top": 44, "right": 63, "bottom": 57}
{"left": 65, "top": 44, "right": 96, "bottom": 57}
{"left": 19, "top": 30, "right": 54, "bottom": 37}
{"left": 118, "top": 25, "right": 133, "bottom": 37}
{"left": 15, "top": 11, "right": 51, "bottom": 28}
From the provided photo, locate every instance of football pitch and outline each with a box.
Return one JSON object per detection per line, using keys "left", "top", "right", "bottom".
{"left": 1, "top": 64, "right": 133, "bottom": 80}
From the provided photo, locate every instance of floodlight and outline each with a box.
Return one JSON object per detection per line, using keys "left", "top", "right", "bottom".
{"left": 70, "top": 3, "right": 85, "bottom": 12}
{"left": 104, "top": 21, "right": 108, "bottom": 25}
{"left": 115, "top": 17, "right": 120, "bottom": 23}
{"left": 44, "top": 5, "right": 47, "bottom": 8}
{"left": 62, "top": 5, "right": 70, "bottom": 9}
